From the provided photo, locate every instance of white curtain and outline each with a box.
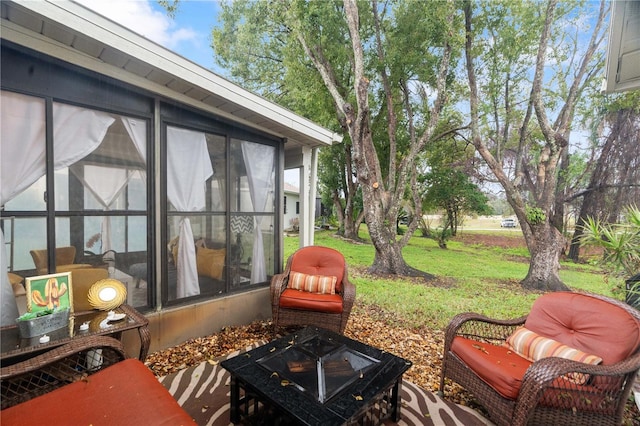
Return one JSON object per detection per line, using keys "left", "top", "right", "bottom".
{"left": 1, "top": 94, "right": 114, "bottom": 326}
{"left": 121, "top": 117, "right": 147, "bottom": 162}
{"left": 241, "top": 142, "right": 275, "bottom": 283}
{"left": 71, "top": 166, "right": 130, "bottom": 253}
{"left": 167, "top": 127, "right": 213, "bottom": 298}
{"left": 69, "top": 116, "right": 147, "bottom": 254}
{"left": 52, "top": 103, "right": 115, "bottom": 169}
{"left": 1, "top": 92, "right": 47, "bottom": 203}
{"left": 121, "top": 117, "right": 147, "bottom": 185}
{"left": 53, "top": 103, "right": 116, "bottom": 253}
{"left": 1, "top": 92, "right": 47, "bottom": 325}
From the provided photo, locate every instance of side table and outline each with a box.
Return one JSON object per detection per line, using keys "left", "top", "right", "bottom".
{"left": 0, "top": 304, "right": 150, "bottom": 365}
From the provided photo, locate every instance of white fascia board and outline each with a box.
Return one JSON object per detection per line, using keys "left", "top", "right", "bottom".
{"left": 11, "top": 0, "right": 342, "bottom": 145}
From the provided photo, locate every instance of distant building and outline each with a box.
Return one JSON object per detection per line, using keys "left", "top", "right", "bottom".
{"left": 283, "top": 183, "right": 301, "bottom": 231}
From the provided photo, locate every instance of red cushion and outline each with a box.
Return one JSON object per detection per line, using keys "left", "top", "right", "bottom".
{"left": 279, "top": 288, "right": 344, "bottom": 313}
{"left": 1, "top": 359, "right": 193, "bottom": 426}
{"left": 451, "top": 336, "right": 532, "bottom": 399}
{"left": 524, "top": 292, "right": 640, "bottom": 365}
{"left": 290, "top": 246, "right": 345, "bottom": 292}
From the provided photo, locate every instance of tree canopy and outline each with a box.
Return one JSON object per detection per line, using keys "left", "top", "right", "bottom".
{"left": 163, "top": 0, "right": 615, "bottom": 289}
{"left": 213, "top": 0, "right": 460, "bottom": 277}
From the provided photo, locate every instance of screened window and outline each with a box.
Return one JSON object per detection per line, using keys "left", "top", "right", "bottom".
{"left": 163, "top": 127, "right": 278, "bottom": 303}
{"left": 1, "top": 91, "right": 150, "bottom": 310}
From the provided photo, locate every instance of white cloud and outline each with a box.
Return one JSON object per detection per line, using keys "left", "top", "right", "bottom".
{"left": 76, "top": 0, "right": 198, "bottom": 50}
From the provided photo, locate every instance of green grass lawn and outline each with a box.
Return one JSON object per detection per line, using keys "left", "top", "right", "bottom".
{"left": 283, "top": 228, "right": 612, "bottom": 331}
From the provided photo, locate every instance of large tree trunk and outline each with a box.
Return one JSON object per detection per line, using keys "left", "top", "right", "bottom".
{"left": 296, "top": 0, "right": 452, "bottom": 279}
{"left": 521, "top": 222, "right": 569, "bottom": 291}
{"left": 361, "top": 177, "right": 433, "bottom": 278}
{"left": 463, "top": 0, "right": 606, "bottom": 292}
{"left": 368, "top": 230, "right": 432, "bottom": 277}
{"left": 369, "top": 241, "right": 414, "bottom": 275}
{"left": 342, "top": 213, "right": 360, "bottom": 241}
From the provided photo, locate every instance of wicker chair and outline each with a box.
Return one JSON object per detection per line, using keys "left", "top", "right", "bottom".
{"left": 439, "top": 291, "right": 640, "bottom": 426}
{"left": 270, "top": 246, "right": 355, "bottom": 334}
{"left": 1, "top": 336, "right": 126, "bottom": 409}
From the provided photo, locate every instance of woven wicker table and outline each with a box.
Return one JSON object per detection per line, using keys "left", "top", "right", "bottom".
{"left": 0, "top": 304, "right": 150, "bottom": 364}
{"left": 221, "top": 326, "right": 412, "bottom": 425}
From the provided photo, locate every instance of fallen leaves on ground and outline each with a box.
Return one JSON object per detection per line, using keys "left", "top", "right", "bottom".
{"left": 145, "top": 301, "right": 474, "bottom": 408}
{"left": 145, "top": 301, "right": 640, "bottom": 424}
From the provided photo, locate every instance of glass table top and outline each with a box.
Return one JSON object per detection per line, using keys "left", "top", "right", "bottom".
{"left": 257, "top": 335, "right": 379, "bottom": 403}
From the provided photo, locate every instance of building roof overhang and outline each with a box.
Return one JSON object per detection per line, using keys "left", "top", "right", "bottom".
{"left": 0, "top": 0, "right": 342, "bottom": 157}
{"left": 603, "top": 0, "right": 640, "bottom": 93}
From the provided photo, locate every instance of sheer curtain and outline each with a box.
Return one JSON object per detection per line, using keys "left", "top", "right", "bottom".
{"left": 1, "top": 92, "right": 47, "bottom": 203}
{"left": 71, "top": 165, "right": 130, "bottom": 253}
{"left": 52, "top": 103, "right": 115, "bottom": 168}
{"left": 1, "top": 93, "right": 114, "bottom": 326}
{"left": 69, "top": 116, "right": 147, "bottom": 254}
{"left": 121, "top": 117, "right": 147, "bottom": 163}
{"left": 121, "top": 117, "right": 147, "bottom": 185}
{"left": 167, "top": 126, "right": 213, "bottom": 297}
{"left": 241, "top": 141, "right": 275, "bottom": 283}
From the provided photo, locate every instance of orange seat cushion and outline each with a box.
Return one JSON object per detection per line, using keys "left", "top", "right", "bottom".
{"left": 279, "top": 288, "right": 344, "bottom": 313}
{"left": 451, "top": 336, "right": 532, "bottom": 399}
{"left": 1, "top": 359, "right": 193, "bottom": 426}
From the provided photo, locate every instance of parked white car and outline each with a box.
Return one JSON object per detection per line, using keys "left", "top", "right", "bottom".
{"left": 501, "top": 218, "right": 517, "bottom": 228}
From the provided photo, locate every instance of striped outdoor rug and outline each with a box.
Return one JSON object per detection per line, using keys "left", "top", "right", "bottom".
{"left": 158, "top": 342, "right": 493, "bottom": 426}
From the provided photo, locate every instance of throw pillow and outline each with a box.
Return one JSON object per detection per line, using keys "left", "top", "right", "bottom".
{"left": 196, "top": 246, "right": 225, "bottom": 280}
{"left": 506, "top": 326, "right": 602, "bottom": 384}
{"left": 289, "top": 271, "right": 337, "bottom": 295}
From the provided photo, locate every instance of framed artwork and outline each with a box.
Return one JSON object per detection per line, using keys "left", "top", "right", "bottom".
{"left": 25, "top": 272, "right": 73, "bottom": 314}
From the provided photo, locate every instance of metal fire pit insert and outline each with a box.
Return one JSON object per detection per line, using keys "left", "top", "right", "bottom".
{"left": 257, "top": 334, "right": 378, "bottom": 403}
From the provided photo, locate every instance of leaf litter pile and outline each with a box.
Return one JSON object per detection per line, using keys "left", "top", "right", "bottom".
{"left": 146, "top": 303, "right": 468, "bottom": 402}
{"left": 145, "top": 301, "right": 640, "bottom": 424}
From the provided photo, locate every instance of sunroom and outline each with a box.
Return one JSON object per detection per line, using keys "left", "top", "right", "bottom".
{"left": 0, "top": 0, "right": 340, "bottom": 354}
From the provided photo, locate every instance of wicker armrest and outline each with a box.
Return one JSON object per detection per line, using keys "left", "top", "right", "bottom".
{"left": 340, "top": 276, "right": 356, "bottom": 313}
{"left": 270, "top": 272, "right": 289, "bottom": 304}
{"left": 514, "top": 352, "right": 640, "bottom": 424}
{"left": 523, "top": 351, "right": 640, "bottom": 385}
{"left": 444, "top": 312, "right": 527, "bottom": 350}
{"left": 1, "top": 336, "right": 127, "bottom": 409}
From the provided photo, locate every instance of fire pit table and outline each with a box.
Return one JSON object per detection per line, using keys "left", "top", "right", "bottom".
{"left": 220, "top": 326, "right": 412, "bottom": 425}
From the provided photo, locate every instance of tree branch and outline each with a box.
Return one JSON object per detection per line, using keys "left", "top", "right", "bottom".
{"left": 372, "top": 0, "right": 398, "bottom": 191}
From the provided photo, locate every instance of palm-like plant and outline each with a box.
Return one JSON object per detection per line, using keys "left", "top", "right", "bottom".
{"left": 580, "top": 205, "right": 640, "bottom": 300}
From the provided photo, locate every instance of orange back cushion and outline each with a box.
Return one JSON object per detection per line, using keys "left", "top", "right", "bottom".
{"left": 524, "top": 292, "right": 640, "bottom": 365}
{"left": 290, "top": 246, "right": 345, "bottom": 292}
